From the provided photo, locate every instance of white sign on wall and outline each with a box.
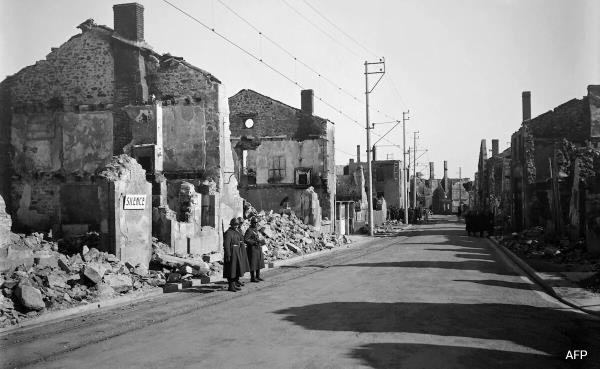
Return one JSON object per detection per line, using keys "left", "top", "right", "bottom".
{"left": 123, "top": 194, "right": 146, "bottom": 210}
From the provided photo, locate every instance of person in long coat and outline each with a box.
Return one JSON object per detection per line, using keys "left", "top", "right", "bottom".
{"left": 235, "top": 217, "right": 250, "bottom": 286}
{"left": 223, "top": 218, "right": 245, "bottom": 292}
{"left": 244, "top": 217, "right": 266, "bottom": 282}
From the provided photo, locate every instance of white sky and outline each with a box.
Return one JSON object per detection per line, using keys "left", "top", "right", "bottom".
{"left": 1, "top": 0, "right": 598, "bottom": 179}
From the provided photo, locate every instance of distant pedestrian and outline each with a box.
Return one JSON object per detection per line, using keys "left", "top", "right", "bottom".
{"left": 244, "top": 217, "right": 266, "bottom": 282}
{"left": 223, "top": 218, "right": 245, "bottom": 292}
{"left": 423, "top": 207, "right": 429, "bottom": 224}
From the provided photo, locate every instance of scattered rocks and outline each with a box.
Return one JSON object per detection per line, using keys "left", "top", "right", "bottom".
{"left": 103, "top": 274, "right": 133, "bottom": 293}
{"left": 15, "top": 285, "right": 45, "bottom": 311}
{"left": 82, "top": 263, "right": 107, "bottom": 284}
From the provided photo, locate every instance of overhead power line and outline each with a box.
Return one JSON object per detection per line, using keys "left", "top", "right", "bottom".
{"left": 216, "top": 0, "right": 398, "bottom": 122}
{"left": 160, "top": 0, "right": 403, "bottom": 149}
{"left": 300, "top": 0, "right": 379, "bottom": 59}
{"left": 279, "top": 0, "right": 363, "bottom": 59}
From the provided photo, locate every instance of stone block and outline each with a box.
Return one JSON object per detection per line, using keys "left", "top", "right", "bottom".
{"left": 35, "top": 255, "right": 58, "bottom": 269}
{"left": 103, "top": 274, "right": 133, "bottom": 293}
{"left": 82, "top": 262, "right": 107, "bottom": 284}
{"left": 57, "top": 257, "right": 72, "bottom": 273}
{"left": 15, "top": 285, "right": 45, "bottom": 311}
{"left": 46, "top": 273, "right": 68, "bottom": 289}
{"left": 162, "top": 283, "right": 181, "bottom": 293}
{"left": 167, "top": 272, "right": 181, "bottom": 283}
{"left": 96, "top": 283, "right": 115, "bottom": 299}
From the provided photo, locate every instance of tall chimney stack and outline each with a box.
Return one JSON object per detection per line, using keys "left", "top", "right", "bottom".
{"left": 356, "top": 145, "right": 361, "bottom": 163}
{"left": 301, "top": 89, "right": 314, "bottom": 115}
{"left": 429, "top": 162, "right": 434, "bottom": 180}
{"left": 522, "top": 91, "right": 531, "bottom": 121}
{"left": 443, "top": 160, "right": 448, "bottom": 178}
{"left": 372, "top": 146, "right": 377, "bottom": 161}
{"left": 492, "top": 139, "right": 499, "bottom": 157}
{"left": 113, "top": 3, "right": 145, "bottom": 42}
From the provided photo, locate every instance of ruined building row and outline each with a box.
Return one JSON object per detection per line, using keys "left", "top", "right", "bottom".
{"left": 0, "top": 3, "right": 245, "bottom": 266}
{"left": 473, "top": 87, "right": 600, "bottom": 253}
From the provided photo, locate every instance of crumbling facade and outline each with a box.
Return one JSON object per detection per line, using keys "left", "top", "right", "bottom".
{"left": 416, "top": 161, "right": 469, "bottom": 214}
{"left": 228, "top": 89, "right": 335, "bottom": 228}
{"left": 335, "top": 162, "right": 368, "bottom": 233}
{"left": 0, "top": 3, "right": 242, "bottom": 261}
{"left": 473, "top": 139, "right": 512, "bottom": 227}
{"left": 511, "top": 87, "right": 600, "bottom": 240}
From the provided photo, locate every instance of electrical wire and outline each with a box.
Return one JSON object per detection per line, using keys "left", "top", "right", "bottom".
{"left": 160, "top": 0, "right": 403, "bottom": 150}
{"left": 300, "top": 0, "right": 379, "bottom": 59}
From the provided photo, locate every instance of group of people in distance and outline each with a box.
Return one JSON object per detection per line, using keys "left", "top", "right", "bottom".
{"left": 222, "top": 216, "right": 266, "bottom": 292}
{"left": 464, "top": 210, "right": 494, "bottom": 237}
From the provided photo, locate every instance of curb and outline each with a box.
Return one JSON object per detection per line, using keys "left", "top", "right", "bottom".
{"left": 0, "top": 287, "right": 164, "bottom": 335}
{"left": 488, "top": 237, "right": 600, "bottom": 317}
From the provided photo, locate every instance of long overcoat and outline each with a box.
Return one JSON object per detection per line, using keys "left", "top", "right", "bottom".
{"left": 223, "top": 228, "right": 245, "bottom": 279}
{"left": 244, "top": 227, "right": 265, "bottom": 271}
{"left": 236, "top": 228, "right": 250, "bottom": 274}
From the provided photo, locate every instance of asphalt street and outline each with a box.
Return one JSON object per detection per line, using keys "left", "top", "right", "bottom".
{"left": 2, "top": 215, "right": 599, "bottom": 369}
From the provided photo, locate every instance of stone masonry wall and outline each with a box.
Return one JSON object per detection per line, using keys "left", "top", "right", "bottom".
{"left": 229, "top": 89, "right": 328, "bottom": 140}
{"left": 7, "top": 27, "right": 114, "bottom": 108}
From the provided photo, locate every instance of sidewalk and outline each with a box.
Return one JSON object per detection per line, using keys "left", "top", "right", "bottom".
{"left": 489, "top": 237, "right": 600, "bottom": 317}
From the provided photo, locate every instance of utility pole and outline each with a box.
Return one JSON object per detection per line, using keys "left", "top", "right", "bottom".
{"left": 459, "top": 166, "right": 462, "bottom": 214}
{"left": 402, "top": 111, "right": 409, "bottom": 225}
{"left": 412, "top": 131, "right": 419, "bottom": 208}
{"left": 364, "top": 58, "right": 385, "bottom": 236}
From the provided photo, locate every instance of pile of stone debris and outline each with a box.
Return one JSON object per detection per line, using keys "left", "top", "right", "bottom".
{"left": 243, "top": 210, "right": 349, "bottom": 263}
{"left": 496, "top": 227, "right": 600, "bottom": 267}
{"left": 0, "top": 232, "right": 164, "bottom": 329}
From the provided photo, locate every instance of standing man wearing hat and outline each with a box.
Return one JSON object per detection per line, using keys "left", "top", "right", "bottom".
{"left": 244, "top": 217, "right": 266, "bottom": 282}
{"left": 235, "top": 217, "right": 250, "bottom": 287}
{"left": 223, "top": 218, "right": 245, "bottom": 292}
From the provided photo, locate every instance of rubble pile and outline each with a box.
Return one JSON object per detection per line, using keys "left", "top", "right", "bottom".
{"left": 496, "top": 227, "right": 600, "bottom": 267}
{"left": 245, "top": 210, "right": 349, "bottom": 263}
{"left": 0, "top": 233, "right": 161, "bottom": 328}
{"left": 151, "top": 238, "right": 216, "bottom": 283}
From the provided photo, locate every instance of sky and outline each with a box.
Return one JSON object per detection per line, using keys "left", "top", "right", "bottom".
{"left": 1, "top": 0, "right": 598, "bottom": 179}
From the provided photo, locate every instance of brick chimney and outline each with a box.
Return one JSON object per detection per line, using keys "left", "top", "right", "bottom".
{"left": 522, "top": 91, "right": 531, "bottom": 121}
{"left": 356, "top": 145, "right": 361, "bottom": 163}
{"left": 492, "top": 139, "right": 499, "bottom": 157}
{"left": 443, "top": 160, "right": 448, "bottom": 178}
{"left": 372, "top": 145, "right": 377, "bottom": 161}
{"left": 429, "top": 162, "right": 434, "bottom": 180}
{"left": 301, "top": 89, "right": 314, "bottom": 115}
{"left": 113, "top": 3, "right": 144, "bottom": 42}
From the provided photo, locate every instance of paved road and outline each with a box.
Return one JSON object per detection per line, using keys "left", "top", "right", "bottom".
{"left": 2, "top": 216, "right": 599, "bottom": 368}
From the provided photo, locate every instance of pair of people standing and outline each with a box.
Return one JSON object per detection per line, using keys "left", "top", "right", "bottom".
{"left": 222, "top": 217, "right": 265, "bottom": 292}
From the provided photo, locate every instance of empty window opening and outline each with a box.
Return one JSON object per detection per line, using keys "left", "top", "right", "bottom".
{"left": 269, "top": 156, "right": 286, "bottom": 182}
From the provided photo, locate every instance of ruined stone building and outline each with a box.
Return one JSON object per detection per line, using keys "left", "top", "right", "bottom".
{"left": 342, "top": 145, "right": 404, "bottom": 210}
{"left": 414, "top": 161, "right": 469, "bottom": 214}
{"left": 510, "top": 87, "right": 600, "bottom": 252}
{"left": 474, "top": 139, "right": 512, "bottom": 224}
{"left": 335, "top": 161, "right": 368, "bottom": 233}
{"left": 228, "top": 89, "right": 335, "bottom": 229}
{"left": 0, "top": 3, "right": 242, "bottom": 265}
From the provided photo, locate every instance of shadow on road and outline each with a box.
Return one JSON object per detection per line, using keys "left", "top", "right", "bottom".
{"left": 453, "top": 278, "right": 541, "bottom": 292}
{"left": 273, "top": 301, "right": 599, "bottom": 367}
{"left": 349, "top": 342, "right": 565, "bottom": 369}
{"left": 331, "top": 260, "right": 518, "bottom": 275}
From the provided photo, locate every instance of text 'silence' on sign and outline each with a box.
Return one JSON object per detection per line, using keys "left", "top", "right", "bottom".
{"left": 123, "top": 194, "right": 146, "bottom": 210}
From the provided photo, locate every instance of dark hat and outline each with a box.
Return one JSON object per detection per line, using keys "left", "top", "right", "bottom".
{"left": 230, "top": 218, "right": 240, "bottom": 227}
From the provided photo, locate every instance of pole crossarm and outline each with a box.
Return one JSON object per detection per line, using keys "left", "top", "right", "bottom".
{"left": 373, "top": 120, "right": 401, "bottom": 146}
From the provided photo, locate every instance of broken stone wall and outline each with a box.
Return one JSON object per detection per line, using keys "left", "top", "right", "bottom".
{"left": 96, "top": 155, "right": 152, "bottom": 267}
{"left": 8, "top": 111, "right": 113, "bottom": 231}
{"left": 229, "top": 89, "right": 333, "bottom": 222}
